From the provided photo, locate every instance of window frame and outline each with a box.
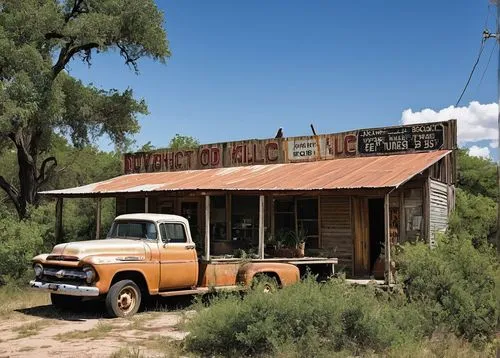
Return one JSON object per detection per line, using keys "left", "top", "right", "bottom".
{"left": 158, "top": 221, "right": 190, "bottom": 244}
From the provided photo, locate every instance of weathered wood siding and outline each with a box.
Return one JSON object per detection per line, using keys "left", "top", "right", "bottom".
{"left": 429, "top": 179, "right": 449, "bottom": 247}
{"left": 320, "top": 196, "right": 353, "bottom": 274}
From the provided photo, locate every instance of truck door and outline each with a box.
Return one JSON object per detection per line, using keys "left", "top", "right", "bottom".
{"left": 158, "top": 222, "right": 198, "bottom": 290}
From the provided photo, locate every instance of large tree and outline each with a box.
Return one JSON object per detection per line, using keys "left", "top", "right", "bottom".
{"left": 0, "top": 0, "right": 170, "bottom": 219}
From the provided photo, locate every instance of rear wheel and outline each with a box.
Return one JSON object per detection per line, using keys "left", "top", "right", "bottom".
{"left": 50, "top": 293, "right": 82, "bottom": 310}
{"left": 251, "top": 274, "right": 279, "bottom": 294}
{"left": 105, "top": 280, "right": 141, "bottom": 318}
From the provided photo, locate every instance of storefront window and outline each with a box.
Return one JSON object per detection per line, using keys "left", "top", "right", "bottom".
{"left": 404, "top": 189, "right": 423, "bottom": 241}
{"left": 231, "top": 196, "right": 259, "bottom": 245}
{"left": 210, "top": 195, "right": 226, "bottom": 241}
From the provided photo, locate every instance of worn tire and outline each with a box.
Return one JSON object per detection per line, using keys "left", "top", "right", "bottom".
{"left": 105, "top": 279, "right": 141, "bottom": 318}
{"left": 251, "top": 274, "right": 278, "bottom": 294}
{"left": 50, "top": 293, "right": 82, "bottom": 310}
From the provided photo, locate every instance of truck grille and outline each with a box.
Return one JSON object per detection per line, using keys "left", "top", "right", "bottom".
{"left": 41, "top": 266, "right": 86, "bottom": 285}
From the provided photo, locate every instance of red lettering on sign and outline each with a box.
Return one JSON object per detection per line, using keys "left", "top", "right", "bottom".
{"left": 265, "top": 142, "right": 279, "bottom": 162}
{"left": 253, "top": 144, "right": 265, "bottom": 164}
{"left": 200, "top": 148, "right": 210, "bottom": 167}
{"left": 211, "top": 148, "right": 221, "bottom": 166}
{"left": 124, "top": 155, "right": 133, "bottom": 173}
{"left": 133, "top": 155, "right": 142, "bottom": 172}
{"left": 153, "top": 154, "right": 162, "bottom": 171}
{"left": 175, "top": 152, "right": 183, "bottom": 169}
{"left": 232, "top": 145, "right": 243, "bottom": 164}
{"left": 344, "top": 134, "right": 356, "bottom": 155}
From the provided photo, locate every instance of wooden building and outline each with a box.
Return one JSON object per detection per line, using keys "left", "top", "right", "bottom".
{"left": 43, "top": 120, "right": 457, "bottom": 283}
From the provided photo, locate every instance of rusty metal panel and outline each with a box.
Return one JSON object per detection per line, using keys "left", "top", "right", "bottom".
{"left": 41, "top": 150, "right": 451, "bottom": 196}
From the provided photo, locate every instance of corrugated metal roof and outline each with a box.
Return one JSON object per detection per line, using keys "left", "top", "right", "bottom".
{"left": 40, "top": 150, "right": 451, "bottom": 196}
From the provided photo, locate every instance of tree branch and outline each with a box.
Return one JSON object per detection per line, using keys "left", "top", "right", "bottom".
{"left": 117, "top": 43, "right": 142, "bottom": 73}
{"left": 52, "top": 42, "right": 99, "bottom": 78}
{"left": 37, "top": 156, "right": 57, "bottom": 186}
{"left": 65, "top": 0, "right": 87, "bottom": 23}
{"left": 0, "top": 175, "right": 21, "bottom": 215}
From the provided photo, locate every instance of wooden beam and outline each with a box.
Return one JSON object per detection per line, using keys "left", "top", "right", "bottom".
{"left": 205, "top": 195, "right": 210, "bottom": 260}
{"left": 96, "top": 197, "right": 102, "bottom": 240}
{"left": 259, "top": 195, "right": 265, "bottom": 259}
{"left": 384, "top": 193, "right": 392, "bottom": 284}
{"left": 55, "top": 197, "right": 63, "bottom": 244}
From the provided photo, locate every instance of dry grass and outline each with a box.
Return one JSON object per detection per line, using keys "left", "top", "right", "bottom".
{"left": 55, "top": 321, "right": 113, "bottom": 342}
{"left": 12, "top": 320, "right": 46, "bottom": 338}
{"left": 0, "top": 285, "right": 50, "bottom": 317}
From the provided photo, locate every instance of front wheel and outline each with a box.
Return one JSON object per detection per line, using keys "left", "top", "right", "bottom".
{"left": 50, "top": 293, "right": 82, "bottom": 310}
{"left": 105, "top": 280, "right": 141, "bottom": 318}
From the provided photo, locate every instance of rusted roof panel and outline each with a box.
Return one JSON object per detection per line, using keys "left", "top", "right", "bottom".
{"left": 41, "top": 150, "right": 451, "bottom": 196}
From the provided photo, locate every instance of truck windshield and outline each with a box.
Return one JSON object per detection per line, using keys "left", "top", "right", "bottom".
{"left": 107, "top": 221, "right": 158, "bottom": 240}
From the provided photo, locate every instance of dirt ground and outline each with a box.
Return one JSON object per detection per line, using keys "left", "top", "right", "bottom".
{"left": 0, "top": 294, "right": 193, "bottom": 358}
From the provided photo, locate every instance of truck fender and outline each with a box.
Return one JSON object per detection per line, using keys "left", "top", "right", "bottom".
{"left": 237, "top": 262, "right": 300, "bottom": 287}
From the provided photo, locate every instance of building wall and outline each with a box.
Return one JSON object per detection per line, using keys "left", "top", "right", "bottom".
{"left": 319, "top": 196, "right": 353, "bottom": 274}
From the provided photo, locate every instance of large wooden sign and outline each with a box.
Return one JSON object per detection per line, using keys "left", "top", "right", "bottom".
{"left": 123, "top": 120, "right": 455, "bottom": 174}
{"left": 358, "top": 123, "right": 444, "bottom": 154}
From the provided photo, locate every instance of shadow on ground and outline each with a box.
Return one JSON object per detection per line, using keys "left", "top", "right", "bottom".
{"left": 15, "top": 295, "right": 196, "bottom": 321}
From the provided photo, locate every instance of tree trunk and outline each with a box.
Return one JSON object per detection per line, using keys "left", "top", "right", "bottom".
{"left": 0, "top": 130, "right": 49, "bottom": 220}
{"left": 16, "top": 145, "right": 38, "bottom": 219}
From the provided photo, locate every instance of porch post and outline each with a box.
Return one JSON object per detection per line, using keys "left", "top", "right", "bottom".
{"left": 259, "top": 195, "right": 265, "bottom": 259}
{"left": 55, "top": 197, "right": 63, "bottom": 244}
{"left": 95, "top": 197, "right": 101, "bottom": 240}
{"left": 384, "top": 193, "right": 393, "bottom": 284}
{"left": 205, "top": 195, "right": 210, "bottom": 260}
{"left": 144, "top": 196, "right": 149, "bottom": 213}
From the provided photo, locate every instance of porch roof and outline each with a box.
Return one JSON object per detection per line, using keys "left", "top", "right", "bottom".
{"left": 40, "top": 150, "right": 451, "bottom": 197}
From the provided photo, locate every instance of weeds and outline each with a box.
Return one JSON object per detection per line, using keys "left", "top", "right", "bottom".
{"left": 13, "top": 320, "right": 46, "bottom": 338}
{"left": 55, "top": 321, "right": 113, "bottom": 341}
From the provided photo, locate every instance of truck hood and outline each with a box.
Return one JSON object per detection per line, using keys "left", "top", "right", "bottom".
{"left": 51, "top": 239, "right": 149, "bottom": 260}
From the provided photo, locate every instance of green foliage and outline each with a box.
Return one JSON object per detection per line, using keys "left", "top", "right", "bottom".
{"left": 0, "top": 0, "right": 170, "bottom": 218}
{"left": 185, "top": 278, "right": 432, "bottom": 357}
{"left": 167, "top": 134, "right": 200, "bottom": 150}
{"left": 449, "top": 149, "right": 497, "bottom": 248}
{"left": 457, "top": 149, "right": 497, "bottom": 199}
{"left": 448, "top": 188, "right": 497, "bottom": 247}
{"left": 0, "top": 215, "right": 46, "bottom": 283}
{"left": 395, "top": 235, "right": 498, "bottom": 345}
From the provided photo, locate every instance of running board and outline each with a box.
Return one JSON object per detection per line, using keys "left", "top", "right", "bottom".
{"left": 158, "top": 285, "right": 241, "bottom": 297}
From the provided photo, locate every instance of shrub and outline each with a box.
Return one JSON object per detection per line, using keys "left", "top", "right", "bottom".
{"left": 185, "top": 278, "right": 431, "bottom": 357}
{"left": 395, "top": 235, "right": 498, "bottom": 345}
{"left": 0, "top": 215, "right": 46, "bottom": 284}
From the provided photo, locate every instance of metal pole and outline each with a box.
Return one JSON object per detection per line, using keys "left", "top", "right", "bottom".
{"left": 205, "top": 195, "right": 210, "bottom": 261}
{"left": 496, "top": 2, "right": 500, "bottom": 257}
{"left": 384, "top": 193, "right": 392, "bottom": 285}
{"left": 258, "top": 195, "right": 265, "bottom": 259}
{"left": 95, "top": 197, "right": 101, "bottom": 240}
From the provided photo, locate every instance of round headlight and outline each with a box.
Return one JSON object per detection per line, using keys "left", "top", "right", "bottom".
{"left": 33, "top": 263, "right": 43, "bottom": 278}
{"left": 83, "top": 266, "right": 96, "bottom": 284}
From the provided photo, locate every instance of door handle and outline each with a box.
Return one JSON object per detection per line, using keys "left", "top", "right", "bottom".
{"left": 185, "top": 245, "right": 195, "bottom": 250}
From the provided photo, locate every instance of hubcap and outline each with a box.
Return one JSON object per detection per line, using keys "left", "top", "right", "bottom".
{"left": 117, "top": 287, "right": 137, "bottom": 314}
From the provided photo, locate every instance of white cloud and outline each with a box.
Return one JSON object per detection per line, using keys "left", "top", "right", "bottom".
{"left": 467, "top": 145, "right": 491, "bottom": 159}
{"left": 401, "top": 101, "right": 498, "bottom": 148}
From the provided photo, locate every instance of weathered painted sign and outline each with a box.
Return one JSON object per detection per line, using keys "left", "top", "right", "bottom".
{"left": 358, "top": 123, "right": 444, "bottom": 154}
{"left": 123, "top": 121, "right": 453, "bottom": 174}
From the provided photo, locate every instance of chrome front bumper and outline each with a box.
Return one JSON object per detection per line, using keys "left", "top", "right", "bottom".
{"left": 29, "top": 280, "right": 100, "bottom": 297}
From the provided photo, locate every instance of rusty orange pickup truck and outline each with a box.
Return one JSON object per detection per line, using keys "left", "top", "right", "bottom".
{"left": 30, "top": 213, "right": 337, "bottom": 317}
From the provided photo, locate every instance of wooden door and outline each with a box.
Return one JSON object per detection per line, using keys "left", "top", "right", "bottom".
{"left": 352, "top": 197, "right": 370, "bottom": 276}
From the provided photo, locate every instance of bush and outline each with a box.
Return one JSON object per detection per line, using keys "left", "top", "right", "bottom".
{"left": 0, "top": 215, "right": 46, "bottom": 284}
{"left": 395, "top": 235, "right": 498, "bottom": 345}
{"left": 185, "top": 278, "right": 431, "bottom": 357}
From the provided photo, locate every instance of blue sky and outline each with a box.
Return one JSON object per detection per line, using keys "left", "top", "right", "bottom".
{"left": 68, "top": 0, "right": 498, "bottom": 158}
